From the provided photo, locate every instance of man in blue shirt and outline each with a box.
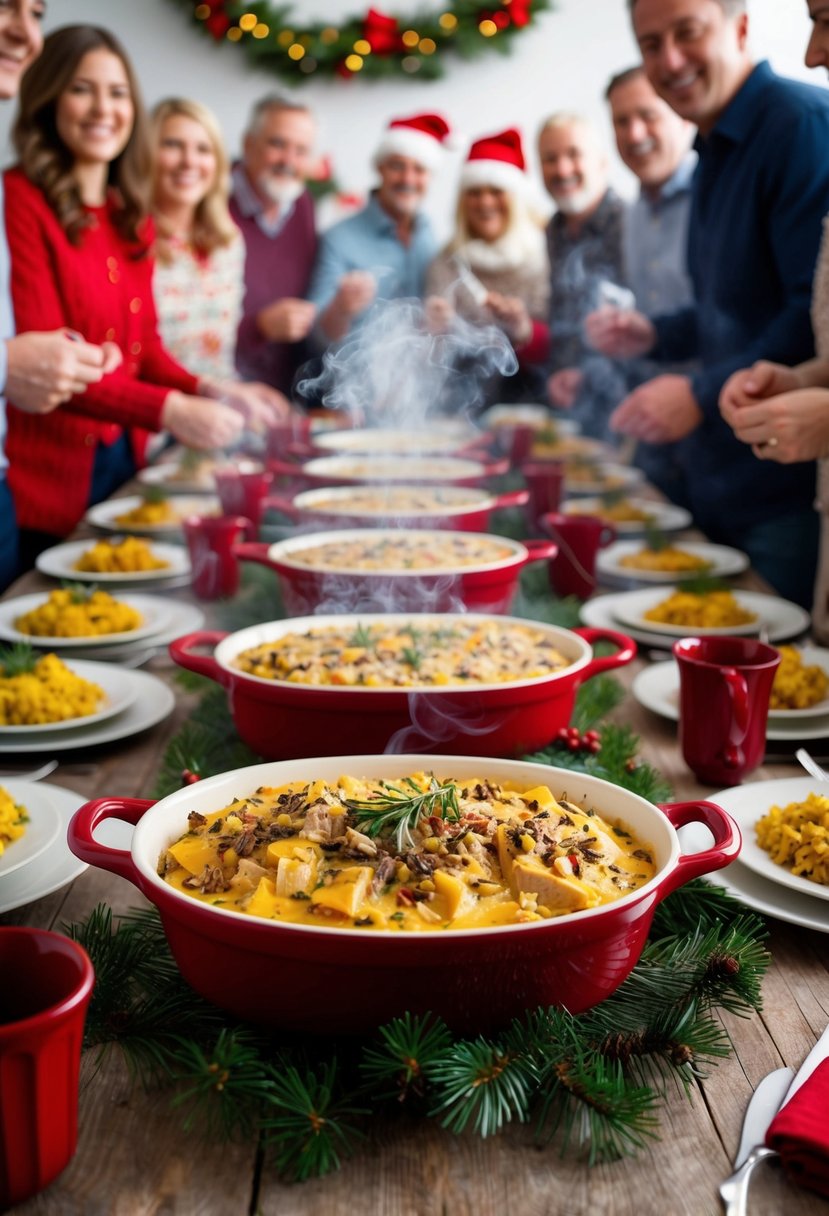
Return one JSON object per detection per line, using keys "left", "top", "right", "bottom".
{"left": 308, "top": 113, "right": 450, "bottom": 346}
{"left": 0, "top": 1, "right": 120, "bottom": 589}
{"left": 586, "top": 0, "right": 829, "bottom": 607}
{"left": 606, "top": 64, "right": 697, "bottom": 504}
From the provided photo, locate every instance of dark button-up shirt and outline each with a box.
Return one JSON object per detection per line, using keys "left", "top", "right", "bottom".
{"left": 652, "top": 62, "right": 829, "bottom": 533}
{"left": 546, "top": 188, "right": 626, "bottom": 438}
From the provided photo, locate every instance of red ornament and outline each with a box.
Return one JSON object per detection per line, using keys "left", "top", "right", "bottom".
{"left": 181, "top": 768, "right": 202, "bottom": 785}
{"left": 205, "top": 13, "right": 230, "bottom": 39}
{"left": 492, "top": 10, "right": 510, "bottom": 29}
{"left": 362, "top": 6, "right": 403, "bottom": 54}
{"left": 507, "top": 0, "right": 533, "bottom": 28}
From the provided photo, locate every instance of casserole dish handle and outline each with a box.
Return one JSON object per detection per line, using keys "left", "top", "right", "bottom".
{"left": 67, "top": 798, "right": 154, "bottom": 885}
{"left": 168, "top": 630, "right": 229, "bottom": 681}
{"left": 233, "top": 542, "right": 274, "bottom": 568}
{"left": 572, "top": 627, "right": 637, "bottom": 674}
{"left": 493, "top": 489, "right": 530, "bottom": 510}
{"left": 522, "top": 539, "right": 559, "bottom": 564}
{"left": 262, "top": 494, "right": 300, "bottom": 521}
{"left": 656, "top": 801, "right": 741, "bottom": 898}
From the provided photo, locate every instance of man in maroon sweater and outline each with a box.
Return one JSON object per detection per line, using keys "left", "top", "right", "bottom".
{"left": 231, "top": 94, "right": 319, "bottom": 396}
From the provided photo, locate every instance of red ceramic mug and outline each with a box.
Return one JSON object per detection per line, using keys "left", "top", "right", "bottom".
{"left": 674, "top": 636, "right": 782, "bottom": 786}
{"left": 183, "top": 514, "right": 249, "bottom": 600}
{"left": 521, "top": 460, "right": 565, "bottom": 529}
{"left": 540, "top": 512, "right": 617, "bottom": 599}
{"left": 214, "top": 465, "right": 274, "bottom": 538}
{"left": 0, "top": 927, "right": 94, "bottom": 1209}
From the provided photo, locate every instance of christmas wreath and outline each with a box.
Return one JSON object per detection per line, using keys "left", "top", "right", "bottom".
{"left": 169, "top": 1, "right": 550, "bottom": 81}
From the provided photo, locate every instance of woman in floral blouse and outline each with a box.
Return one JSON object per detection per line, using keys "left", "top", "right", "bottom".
{"left": 150, "top": 96, "right": 289, "bottom": 410}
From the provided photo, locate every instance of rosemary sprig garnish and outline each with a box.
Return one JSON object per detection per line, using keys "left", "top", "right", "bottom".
{"left": 680, "top": 575, "right": 730, "bottom": 596}
{"left": 347, "top": 622, "right": 374, "bottom": 649}
{"left": 0, "top": 641, "right": 38, "bottom": 676}
{"left": 141, "top": 483, "right": 169, "bottom": 505}
{"left": 642, "top": 523, "right": 669, "bottom": 553}
{"left": 60, "top": 580, "right": 96, "bottom": 603}
{"left": 401, "top": 645, "right": 423, "bottom": 670}
{"left": 345, "top": 776, "right": 461, "bottom": 850}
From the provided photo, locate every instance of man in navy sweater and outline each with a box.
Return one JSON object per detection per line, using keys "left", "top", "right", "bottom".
{"left": 586, "top": 0, "right": 829, "bottom": 607}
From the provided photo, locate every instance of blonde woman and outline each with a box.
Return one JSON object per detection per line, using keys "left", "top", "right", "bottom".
{"left": 150, "top": 97, "right": 246, "bottom": 383}
{"left": 425, "top": 129, "right": 550, "bottom": 368}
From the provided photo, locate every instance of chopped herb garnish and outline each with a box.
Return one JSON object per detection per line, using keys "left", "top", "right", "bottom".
{"left": 345, "top": 776, "right": 461, "bottom": 851}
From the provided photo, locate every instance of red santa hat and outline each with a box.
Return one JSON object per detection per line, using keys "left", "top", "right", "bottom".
{"left": 460, "top": 128, "right": 529, "bottom": 197}
{"left": 374, "top": 112, "right": 452, "bottom": 171}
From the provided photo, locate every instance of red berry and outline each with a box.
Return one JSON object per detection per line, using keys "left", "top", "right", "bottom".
{"left": 568, "top": 727, "right": 581, "bottom": 739}
{"left": 586, "top": 739, "right": 601, "bottom": 754}
{"left": 584, "top": 730, "right": 600, "bottom": 743}
{"left": 181, "top": 768, "right": 201, "bottom": 785}
{"left": 556, "top": 727, "right": 570, "bottom": 742}
{"left": 567, "top": 737, "right": 581, "bottom": 751}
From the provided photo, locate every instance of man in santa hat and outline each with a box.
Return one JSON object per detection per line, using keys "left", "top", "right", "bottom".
{"left": 308, "top": 113, "right": 451, "bottom": 344}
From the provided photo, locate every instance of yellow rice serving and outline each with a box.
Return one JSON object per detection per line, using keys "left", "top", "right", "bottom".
{"left": 0, "top": 785, "right": 27, "bottom": 857}
{"left": 14, "top": 588, "right": 143, "bottom": 638}
{"left": 755, "top": 792, "right": 829, "bottom": 887}
{"left": 643, "top": 589, "right": 757, "bottom": 629}
{"left": 619, "top": 546, "right": 711, "bottom": 574}
{"left": 114, "top": 498, "right": 179, "bottom": 528}
{"left": 0, "top": 652, "right": 105, "bottom": 725}
{"left": 769, "top": 646, "right": 829, "bottom": 711}
{"left": 74, "top": 536, "right": 170, "bottom": 574}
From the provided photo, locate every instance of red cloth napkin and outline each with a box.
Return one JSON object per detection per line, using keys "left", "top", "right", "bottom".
{"left": 766, "top": 1056, "right": 829, "bottom": 1198}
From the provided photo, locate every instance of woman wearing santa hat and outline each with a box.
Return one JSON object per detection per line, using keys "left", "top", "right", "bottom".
{"left": 425, "top": 127, "right": 550, "bottom": 400}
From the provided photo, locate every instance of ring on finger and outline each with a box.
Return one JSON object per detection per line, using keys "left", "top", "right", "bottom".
{"left": 763, "top": 436, "right": 779, "bottom": 449}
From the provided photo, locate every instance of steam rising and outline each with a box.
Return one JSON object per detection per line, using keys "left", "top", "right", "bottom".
{"left": 298, "top": 297, "right": 519, "bottom": 426}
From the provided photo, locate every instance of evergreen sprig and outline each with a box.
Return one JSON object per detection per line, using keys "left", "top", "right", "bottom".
{"left": 260, "top": 1061, "right": 367, "bottom": 1183}
{"left": 169, "top": 1029, "right": 275, "bottom": 1139}
{"left": 428, "top": 1036, "right": 537, "bottom": 1137}
{"left": 360, "top": 1011, "right": 453, "bottom": 1101}
{"left": 345, "top": 776, "right": 461, "bottom": 850}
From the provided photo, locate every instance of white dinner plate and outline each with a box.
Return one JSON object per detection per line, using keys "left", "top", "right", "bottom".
{"left": 0, "top": 782, "right": 88, "bottom": 913}
{"left": 0, "top": 780, "right": 62, "bottom": 879}
{"left": 137, "top": 460, "right": 219, "bottom": 495}
{"left": 596, "top": 540, "right": 749, "bottom": 585}
{"left": 764, "top": 645, "right": 829, "bottom": 720}
{"left": 631, "top": 660, "right": 829, "bottom": 742}
{"left": 36, "top": 538, "right": 191, "bottom": 585}
{"left": 0, "top": 668, "right": 175, "bottom": 754}
{"left": 590, "top": 587, "right": 810, "bottom": 644}
{"left": 563, "top": 496, "right": 693, "bottom": 536}
{"left": 85, "top": 494, "right": 220, "bottom": 535}
{"left": 563, "top": 463, "right": 645, "bottom": 498}
{"left": 0, "top": 592, "right": 174, "bottom": 649}
{"left": 0, "top": 659, "right": 137, "bottom": 734}
{"left": 483, "top": 405, "right": 580, "bottom": 434}
{"left": 704, "top": 777, "right": 829, "bottom": 905}
{"left": 687, "top": 848, "right": 829, "bottom": 935}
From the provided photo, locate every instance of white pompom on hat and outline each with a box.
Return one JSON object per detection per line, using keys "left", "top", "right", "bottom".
{"left": 373, "top": 112, "right": 453, "bottom": 171}
{"left": 460, "top": 127, "right": 529, "bottom": 198}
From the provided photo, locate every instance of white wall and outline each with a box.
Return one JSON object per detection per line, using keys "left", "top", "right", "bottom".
{"left": 1, "top": 0, "right": 819, "bottom": 237}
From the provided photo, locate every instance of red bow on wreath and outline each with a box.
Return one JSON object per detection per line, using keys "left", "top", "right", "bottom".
{"left": 362, "top": 7, "right": 404, "bottom": 54}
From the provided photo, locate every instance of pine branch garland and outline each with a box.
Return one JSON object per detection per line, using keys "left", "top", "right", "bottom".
{"left": 360, "top": 1011, "right": 453, "bottom": 1102}
{"left": 427, "top": 1037, "right": 537, "bottom": 1137}
{"left": 260, "top": 1061, "right": 368, "bottom": 1183}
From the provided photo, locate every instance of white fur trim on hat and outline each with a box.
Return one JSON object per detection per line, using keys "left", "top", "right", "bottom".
{"left": 374, "top": 127, "right": 447, "bottom": 171}
{"left": 460, "top": 157, "right": 530, "bottom": 198}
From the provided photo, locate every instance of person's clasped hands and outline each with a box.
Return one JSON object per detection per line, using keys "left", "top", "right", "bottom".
{"left": 720, "top": 360, "right": 829, "bottom": 463}
{"left": 6, "top": 328, "right": 123, "bottom": 414}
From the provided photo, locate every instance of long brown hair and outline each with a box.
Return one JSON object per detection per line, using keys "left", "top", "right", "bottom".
{"left": 12, "top": 25, "right": 151, "bottom": 247}
{"left": 150, "top": 97, "right": 238, "bottom": 264}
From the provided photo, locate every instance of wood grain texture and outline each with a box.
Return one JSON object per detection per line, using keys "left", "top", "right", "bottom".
{"left": 3, "top": 549, "right": 828, "bottom": 1215}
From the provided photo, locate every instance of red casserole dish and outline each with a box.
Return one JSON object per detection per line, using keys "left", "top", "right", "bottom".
{"left": 169, "top": 612, "right": 637, "bottom": 758}
{"left": 233, "top": 528, "right": 557, "bottom": 615}
{"left": 263, "top": 484, "right": 529, "bottom": 532}
{"left": 67, "top": 753, "right": 739, "bottom": 1033}
{"left": 267, "top": 452, "right": 508, "bottom": 489}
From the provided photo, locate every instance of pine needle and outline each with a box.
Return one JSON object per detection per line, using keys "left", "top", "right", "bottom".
{"left": 360, "top": 1012, "right": 453, "bottom": 1101}
{"left": 260, "top": 1060, "right": 367, "bottom": 1182}
{"left": 428, "top": 1037, "right": 536, "bottom": 1137}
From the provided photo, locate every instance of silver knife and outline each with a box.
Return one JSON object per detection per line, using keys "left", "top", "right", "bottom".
{"left": 719, "top": 1068, "right": 793, "bottom": 1216}
{"left": 720, "top": 1023, "right": 829, "bottom": 1215}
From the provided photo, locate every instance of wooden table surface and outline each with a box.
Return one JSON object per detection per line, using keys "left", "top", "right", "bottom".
{"left": 3, "top": 534, "right": 828, "bottom": 1216}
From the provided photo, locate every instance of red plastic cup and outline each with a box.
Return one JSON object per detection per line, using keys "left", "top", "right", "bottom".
{"left": 0, "top": 927, "right": 94, "bottom": 1209}
{"left": 183, "top": 514, "right": 249, "bottom": 600}
{"left": 674, "top": 636, "right": 782, "bottom": 786}
{"left": 214, "top": 465, "right": 274, "bottom": 538}
{"left": 521, "top": 460, "right": 564, "bottom": 529}
{"left": 541, "top": 511, "right": 616, "bottom": 599}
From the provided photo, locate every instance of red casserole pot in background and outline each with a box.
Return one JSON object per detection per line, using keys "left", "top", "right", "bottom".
{"left": 264, "top": 484, "right": 529, "bottom": 533}
{"left": 67, "top": 754, "right": 739, "bottom": 1034}
{"left": 267, "top": 452, "right": 509, "bottom": 489}
{"left": 169, "top": 613, "right": 637, "bottom": 758}
{"left": 233, "top": 529, "right": 557, "bottom": 615}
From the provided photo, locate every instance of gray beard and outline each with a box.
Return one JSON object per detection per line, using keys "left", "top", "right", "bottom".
{"left": 258, "top": 173, "right": 304, "bottom": 208}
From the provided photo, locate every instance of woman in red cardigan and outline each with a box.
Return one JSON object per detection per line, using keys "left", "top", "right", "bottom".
{"left": 4, "top": 25, "right": 279, "bottom": 561}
